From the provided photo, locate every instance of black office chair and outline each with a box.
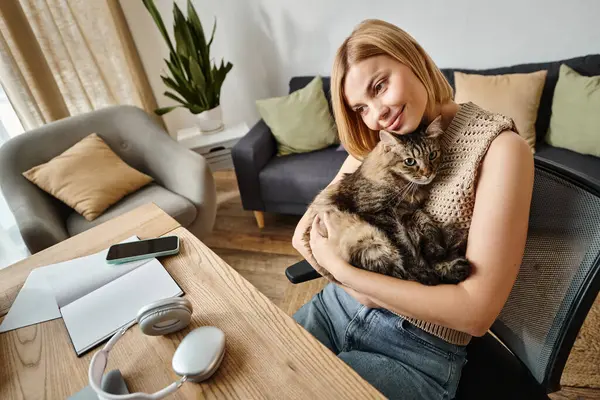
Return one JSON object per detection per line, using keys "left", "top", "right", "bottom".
{"left": 286, "top": 157, "right": 600, "bottom": 399}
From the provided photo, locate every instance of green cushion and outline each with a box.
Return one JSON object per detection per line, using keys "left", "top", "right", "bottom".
{"left": 256, "top": 76, "right": 338, "bottom": 156}
{"left": 546, "top": 64, "right": 600, "bottom": 157}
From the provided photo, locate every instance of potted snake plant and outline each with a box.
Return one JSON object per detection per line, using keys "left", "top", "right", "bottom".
{"left": 143, "top": 0, "right": 233, "bottom": 133}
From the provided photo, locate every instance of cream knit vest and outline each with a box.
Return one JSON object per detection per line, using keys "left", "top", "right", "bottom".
{"left": 401, "top": 102, "right": 516, "bottom": 345}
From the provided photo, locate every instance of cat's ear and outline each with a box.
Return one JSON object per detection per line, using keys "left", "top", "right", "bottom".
{"left": 379, "top": 130, "right": 398, "bottom": 152}
{"left": 425, "top": 116, "right": 444, "bottom": 138}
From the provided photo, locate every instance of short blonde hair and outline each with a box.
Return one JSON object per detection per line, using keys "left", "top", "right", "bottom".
{"left": 331, "top": 19, "right": 453, "bottom": 159}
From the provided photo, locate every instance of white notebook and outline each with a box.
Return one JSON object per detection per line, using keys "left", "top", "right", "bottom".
{"left": 0, "top": 236, "right": 183, "bottom": 356}
{"left": 0, "top": 236, "right": 150, "bottom": 333}
{"left": 61, "top": 258, "right": 183, "bottom": 356}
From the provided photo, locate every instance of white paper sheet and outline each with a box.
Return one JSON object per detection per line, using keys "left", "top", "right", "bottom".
{"left": 0, "top": 236, "right": 146, "bottom": 332}
{"left": 0, "top": 268, "right": 60, "bottom": 331}
{"left": 61, "top": 258, "right": 182, "bottom": 355}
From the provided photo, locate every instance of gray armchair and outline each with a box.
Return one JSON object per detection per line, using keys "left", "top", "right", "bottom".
{"left": 0, "top": 105, "right": 217, "bottom": 254}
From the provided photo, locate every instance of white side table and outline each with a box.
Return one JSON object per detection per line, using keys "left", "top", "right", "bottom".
{"left": 177, "top": 122, "right": 249, "bottom": 172}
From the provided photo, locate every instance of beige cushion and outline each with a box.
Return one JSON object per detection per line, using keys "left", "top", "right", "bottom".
{"left": 454, "top": 70, "right": 548, "bottom": 151}
{"left": 23, "top": 133, "right": 153, "bottom": 221}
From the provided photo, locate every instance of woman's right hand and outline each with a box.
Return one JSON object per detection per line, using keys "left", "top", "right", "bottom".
{"left": 292, "top": 212, "right": 320, "bottom": 269}
{"left": 293, "top": 154, "right": 362, "bottom": 269}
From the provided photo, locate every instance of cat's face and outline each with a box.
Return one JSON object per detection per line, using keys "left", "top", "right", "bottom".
{"left": 378, "top": 117, "right": 444, "bottom": 185}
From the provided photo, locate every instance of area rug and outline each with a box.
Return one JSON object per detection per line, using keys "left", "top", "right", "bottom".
{"left": 561, "top": 293, "right": 600, "bottom": 388}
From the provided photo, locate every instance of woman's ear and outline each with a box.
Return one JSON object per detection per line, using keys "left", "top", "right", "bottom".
{"left": 379, "top": 130, "right": 398, "bottom": 152}
{"left": 425, "top": 116, "right": 444, "bottom": 138}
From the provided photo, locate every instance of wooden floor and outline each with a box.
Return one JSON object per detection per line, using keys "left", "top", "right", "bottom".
{"left": 202, "top": 170, "right": 309, "bottom": 313}
{"left": 207, "top": 169, "right": 600, "bottom": 400}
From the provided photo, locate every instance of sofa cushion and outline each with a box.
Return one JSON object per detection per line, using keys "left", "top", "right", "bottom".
{"left": 535, "top": 143, "right": 600, "bottom": 182}
{"left": 256, "top": 76, "right": 339, "bottom": 156}
{"left": 453, "top": 70, "right": 547, "bottom": 151}
{"left": 259, "top": 146, "right": 348, "bottom": 205}
{"left": 441, "top": 54, "right": 600, "bottom": 143}
{"left": 289, "top": 76, "right": 334, "bottom": 117}
{"left": 546, "top": 64, "right": 600, "bottom": 158}
{"left": 290, "top": 76, "right": 331, "bottom": 102}
{"left": 66, "top": 184, "right": 197, "bottom": 236}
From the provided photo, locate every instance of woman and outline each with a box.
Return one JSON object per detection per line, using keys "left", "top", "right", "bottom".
{"left": 292, "top": 19, "right": 534, "bottom": 399}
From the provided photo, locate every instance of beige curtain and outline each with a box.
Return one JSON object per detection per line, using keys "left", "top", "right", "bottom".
{"left": 0, "top": 0, "right": 159, "bottom": 130}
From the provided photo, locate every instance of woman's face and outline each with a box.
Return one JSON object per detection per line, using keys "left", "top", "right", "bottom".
{"left": 343, "top": 55, "right": 428, "bottom": 135}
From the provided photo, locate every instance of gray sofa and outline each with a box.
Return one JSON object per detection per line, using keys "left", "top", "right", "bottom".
{"left": 0, "top": 105, "right": 217, "bottom": 254}
{"left": 232, "top": 54, "right": 600, "bottom": 225}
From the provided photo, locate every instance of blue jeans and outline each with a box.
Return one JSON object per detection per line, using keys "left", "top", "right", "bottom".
{"left": 293, "top": 283, "right": 467, "bottom": 399}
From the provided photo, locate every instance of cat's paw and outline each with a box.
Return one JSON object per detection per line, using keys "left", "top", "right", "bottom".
{"left": 442, "top": 224, "right": 468, "bottom": 254}
{"left": 419, "top": 225, "right": 446, "bottom": 260}
{"left": 422, "top": 242, "right": 446, "bottom": 260}
{"left": 436, "top": 257, "right": 471, "bottom": 284}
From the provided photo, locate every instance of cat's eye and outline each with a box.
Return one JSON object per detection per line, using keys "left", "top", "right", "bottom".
{"left": 429, "top": 151, "right": 438, "bottom": 160}
{"left": 404, "top": 158, "right": 416, "bottom": 166}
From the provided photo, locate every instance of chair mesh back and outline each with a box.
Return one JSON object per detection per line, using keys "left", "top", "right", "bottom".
{"left": 492, "top": 165, "right": 600, "bottom": 385}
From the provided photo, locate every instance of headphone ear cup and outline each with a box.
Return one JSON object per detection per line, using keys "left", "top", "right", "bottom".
{"left": 138, "top": 304, "right": 192, "bottom": 336}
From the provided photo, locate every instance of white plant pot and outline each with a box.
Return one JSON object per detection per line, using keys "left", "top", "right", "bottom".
{"left": 195, "top": 105, "right": 224, "bottom": 134}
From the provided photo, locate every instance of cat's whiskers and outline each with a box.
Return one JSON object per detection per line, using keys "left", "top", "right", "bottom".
{"left": 397, "top": 181, "right": 417, "bottom": 201}
{"left": 402, "top": 181, "right": 423, "bottom": 206}
{"left": 408, "top": 181, "right": 419, "bottom": 200}
{"left": 377, "top": 181, "right": 415, "bottom": 211}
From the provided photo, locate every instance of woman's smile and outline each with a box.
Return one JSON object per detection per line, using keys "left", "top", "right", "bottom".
{"left": 385, "top": 104, "right": 406, "bottom": 132}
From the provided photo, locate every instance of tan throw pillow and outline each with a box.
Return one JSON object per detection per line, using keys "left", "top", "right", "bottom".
{"left": 454, "top": 70, "right": 548, "bottom": 152}
{"left": 23, "top": 133, "right": 153, "bottom": 221}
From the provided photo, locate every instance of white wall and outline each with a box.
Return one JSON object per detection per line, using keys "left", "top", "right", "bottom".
{"left": 121, "top": 0, "right": 600, "bottom": 136}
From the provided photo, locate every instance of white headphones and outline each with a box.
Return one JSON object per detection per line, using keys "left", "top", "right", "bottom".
{"left": 88, "top": 297, "right": 226, "bottom": 400}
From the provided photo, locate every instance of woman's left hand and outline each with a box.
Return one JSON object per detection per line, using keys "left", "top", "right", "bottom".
{"left": 309, "top": 212, "right": 352, "bottom": 280}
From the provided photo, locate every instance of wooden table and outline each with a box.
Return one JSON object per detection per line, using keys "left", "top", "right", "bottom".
{"left": 0, "top": 204, "right": 382, "bottom": 399}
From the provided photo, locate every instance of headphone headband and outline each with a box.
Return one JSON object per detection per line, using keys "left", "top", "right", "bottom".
{"left": 88, "top": 298, "right": 193, "bottom": 400}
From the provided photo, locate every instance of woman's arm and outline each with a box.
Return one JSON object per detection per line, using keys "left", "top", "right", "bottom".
{"left": 292, "top": 153, "right": 362, "bottom": 267}
{"left": 327, "top": 131, "right": 535, "bottom": 336}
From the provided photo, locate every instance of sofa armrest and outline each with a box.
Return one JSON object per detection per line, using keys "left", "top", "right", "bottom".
{"left": 0, "top": 140, "right": 69, "bottom": 254}
{"left": 118, "top": 108, "right": 217, "bottom": 239}
{"left": 231, "top": 119, "right": 277, "bottom": 211}
{"left": 146, "top": 138, "right": 217, "bottom": 239}
{"left": 10, "top": 192, "right": 69, "bottom": 254}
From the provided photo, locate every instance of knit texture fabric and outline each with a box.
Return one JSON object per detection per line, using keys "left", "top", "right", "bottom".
{"left": 403, "top": 102, "right": 517, "bottom": 345}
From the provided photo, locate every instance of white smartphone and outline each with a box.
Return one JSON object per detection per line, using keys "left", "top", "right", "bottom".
{"left": 106, "top": 236, "right": 180, "bottom": 264}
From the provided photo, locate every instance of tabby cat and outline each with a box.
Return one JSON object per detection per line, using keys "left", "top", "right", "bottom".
{"left": 303, "top": 117, "right": 471, "bottom": 286}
